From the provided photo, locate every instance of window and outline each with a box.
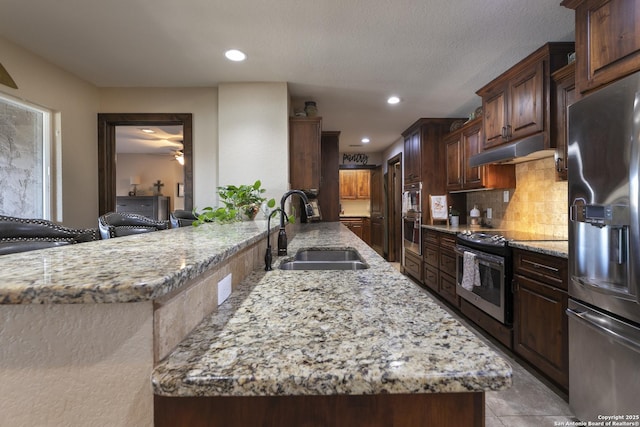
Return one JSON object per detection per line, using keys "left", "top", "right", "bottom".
{"left": 0, "top": 94, "right": 52, "bottom": 219}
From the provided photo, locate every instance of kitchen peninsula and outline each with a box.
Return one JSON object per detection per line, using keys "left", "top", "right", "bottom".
{"left": 0, "top": 221, "right": 512, "bottom": 427}
{"left": 152, "top": 223, "right": 512, "bottom": 426}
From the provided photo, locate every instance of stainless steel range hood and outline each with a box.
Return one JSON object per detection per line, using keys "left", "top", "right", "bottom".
{"left": 468, "top": 133, "right": 554, "bottom": 167}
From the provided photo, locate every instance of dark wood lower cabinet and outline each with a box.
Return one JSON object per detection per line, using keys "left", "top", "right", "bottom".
{"left": 512, "top": 249, "right": 568, "bottom": 391}
{"left": 155, "top": 392, "right": 485, "bottom": 427}
{"left": 404, "top": 250, "right": 422, "bottom": 282}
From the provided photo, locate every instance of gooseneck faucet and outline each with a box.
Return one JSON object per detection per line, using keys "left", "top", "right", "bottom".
{"left": 264, "top": 208, "right": 284, "bottom": 271}
{"left": 277, "top": 190, "right": 314, "bottom": 256}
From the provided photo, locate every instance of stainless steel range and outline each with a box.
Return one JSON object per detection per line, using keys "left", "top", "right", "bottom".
{"left": 455, "top": 230, "right": 566, "bottom": 325}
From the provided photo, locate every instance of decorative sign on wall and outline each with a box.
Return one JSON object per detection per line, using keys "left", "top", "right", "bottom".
{"left": 342, "top": 153, "right": 369, "bottom": 165}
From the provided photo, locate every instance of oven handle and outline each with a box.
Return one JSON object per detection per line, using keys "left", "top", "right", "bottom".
{"left": 454, "top": 245, "right": 505, "bottom": 267}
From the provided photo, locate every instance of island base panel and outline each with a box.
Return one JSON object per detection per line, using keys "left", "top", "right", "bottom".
{"left": 154, "top": 392, "right": 484, "bottom": 427}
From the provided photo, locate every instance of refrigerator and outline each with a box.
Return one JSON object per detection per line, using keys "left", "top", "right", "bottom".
{"left": 567, "top": 70, "right": 640, "bottom": 422}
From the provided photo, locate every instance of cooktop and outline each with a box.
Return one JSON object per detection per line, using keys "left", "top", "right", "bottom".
{"left": 457, "top": 229, "right": 567, "bottom": 247}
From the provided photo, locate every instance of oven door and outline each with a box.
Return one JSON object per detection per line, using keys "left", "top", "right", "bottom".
{"left": 403, "top": 213, "right": 421, "bottom": 255}
{"left": 455, "top": 244, "right": 507, "bottom": 323}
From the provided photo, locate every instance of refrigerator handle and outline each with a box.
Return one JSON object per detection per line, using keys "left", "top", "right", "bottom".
{"left": 567, "top": 307, "right": 640, "bottom": 354}
{"left": 617, "top": 227, "right": 628, "bottom": 265}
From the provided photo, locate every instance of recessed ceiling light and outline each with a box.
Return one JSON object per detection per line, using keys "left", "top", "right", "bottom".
{"left": 225, "top": 49, "right": 247, "bottom": 62}
{"left": 361, "top": 137, "right": 370, "bottom": 143}
{"left": 387, "top": 96, "right": 400, "bottom": 104}
{"left": 141, "top": 128, "right": 155, "bottom": 134}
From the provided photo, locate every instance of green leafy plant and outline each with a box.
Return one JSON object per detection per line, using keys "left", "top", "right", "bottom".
{"left": 193, "top": 180, "right": 276, "bottom": 225}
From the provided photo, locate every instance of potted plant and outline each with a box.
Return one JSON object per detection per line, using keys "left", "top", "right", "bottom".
{"left": 193, "top": 180, "right": 276, "bottom": 225}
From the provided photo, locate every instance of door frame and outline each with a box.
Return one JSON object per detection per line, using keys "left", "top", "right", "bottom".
{"left": 387, "top": 153, "right": 402, "bottom": 262}
{"left": 97, "top": 113, "right": 193, "bottom": 215}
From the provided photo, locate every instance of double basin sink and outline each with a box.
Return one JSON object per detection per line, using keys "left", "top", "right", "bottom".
{"left": 279, "top": 248, "right": 369, "bottom": 271}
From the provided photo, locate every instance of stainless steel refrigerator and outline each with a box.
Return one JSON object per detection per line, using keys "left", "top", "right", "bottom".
{"left": 568, "top": 70, "right": 640, "bottom": 422}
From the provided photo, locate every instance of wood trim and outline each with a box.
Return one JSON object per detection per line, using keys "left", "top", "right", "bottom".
{"left": 154, "top": 392, "right": 485, "bottom": 427}
{"left": 97, "top": 113, "right": 193, "bottom": 215}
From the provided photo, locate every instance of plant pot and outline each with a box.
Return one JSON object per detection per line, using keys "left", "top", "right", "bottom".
{"left": 240, "top": 204, "right": 260, "bottom": 221}
{"left": 450, "top": 216, "right": 459, "bottom": 227}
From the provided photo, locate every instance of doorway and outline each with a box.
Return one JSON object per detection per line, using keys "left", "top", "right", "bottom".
{"left": 97, "top": 113, "right": 193, "bottom": 215}
{"left": 387, "top": 154, "right": 402, "bottom": 262}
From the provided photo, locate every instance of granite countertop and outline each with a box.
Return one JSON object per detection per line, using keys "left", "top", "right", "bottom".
{"left": 152, "top": 222, "right": 512, "bottom": 397}
{"left": 0, "top": 220, "right": 272, "bottom": 304}
{"left": 509, "top": 240, "right": 568, "bottom": 258}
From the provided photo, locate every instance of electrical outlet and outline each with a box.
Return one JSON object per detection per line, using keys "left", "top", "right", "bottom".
{"left": 218, "top": 273, "right": 232, "bottom": 305}
{"left": 503, "top": 190, "right": 510, "bottom": 203}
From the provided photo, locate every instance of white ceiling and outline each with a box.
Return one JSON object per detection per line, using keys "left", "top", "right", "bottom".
{"left": 0, "top": 0, "right": 575, "bottom": 154}
{"left": 115, "top": 125, "right": 183, "bottom": 154}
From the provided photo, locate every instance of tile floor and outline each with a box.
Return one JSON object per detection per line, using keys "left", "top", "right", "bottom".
{"left": 401, "top": 268, "right": 579, "bottom": 427}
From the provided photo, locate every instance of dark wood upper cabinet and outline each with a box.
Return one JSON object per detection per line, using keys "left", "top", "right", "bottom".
{"left": 552, "top": 62, "right": 576, "bottom": 181}
{"left": 476, "top": 42, "right": 575, "bottom": 150}
{"left": 444, "top": 118, "right": 515, "bottom": 192}
{"left": 289, "top": 117, "right": 322, "bottom": 191}
{"left": 562, "top": 0, "right": 640, "bottom": 95}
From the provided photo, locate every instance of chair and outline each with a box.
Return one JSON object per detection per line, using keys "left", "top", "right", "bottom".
{"left": 98, "top": 212, "right": 169, "bottom": 239}
{"left": 0, "top": 215, "right": 100, "bottom": 255}
{"left": 170, "top": 210, "right": 198, "bottom": 228}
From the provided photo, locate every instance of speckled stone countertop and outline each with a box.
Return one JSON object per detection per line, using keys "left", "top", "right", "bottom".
{"left": 152, "top": 222, "right": 512, "bottom": 397}
{"left": 0, "top": 220, "right": 273, "bottom": 304}
{"left": 509, "top": 241, "right": 568, "bottom": 258}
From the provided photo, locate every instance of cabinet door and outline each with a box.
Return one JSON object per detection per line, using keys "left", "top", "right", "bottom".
{"left": 553, "top": 62, "right": 576, "bottom": 181}
{"left": 570, "top": 0, "right": 640, "bottom": 94}
{"left": 509, "top": 61, "right": 544, "bottom": 141}
{"left": 462, "top": 122, "right": 483, "bottom": 188}
{"left": 289, "top": 117, "right": 322, "bottom": 190}
{"left": 482, "top": 86, "right": 508, "bottom": 149}
{"left": 339, "top": 170, "right": 357, "bottom": 199}
{"left": 514, "top": 274, "right": 568, "bottom": 389}
{"left": 356, "top": 170, "right": 370, "bottom": 199}
{"left": 404, "top": 131, "right": 421, "bottom": 183}
{"left": 444, "top": 132, "right": 462, "bottom": 190}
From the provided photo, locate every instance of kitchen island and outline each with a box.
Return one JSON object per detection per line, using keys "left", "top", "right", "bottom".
{"left": 0, "top": 219, "right": 277, "bottom": 427}
{"left": 152, "top": 223, "right": 512, "bottom": 426}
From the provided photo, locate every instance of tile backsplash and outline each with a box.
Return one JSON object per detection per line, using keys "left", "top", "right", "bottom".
{"left": 466, "top": 157, "right": 568, "bottom": 238}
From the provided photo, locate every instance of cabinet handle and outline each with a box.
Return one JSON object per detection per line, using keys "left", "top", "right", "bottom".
{"left": 506, "top": 125, "right": 512, "bottom": 138}
{"left": 501, "top": 126, "right": 507, "bottom": 139}
{"left": 556, "top": 157, "right": 564, "bottom": 173}
{"left": 525, "top": 259, "right": 559, "bottom": 273}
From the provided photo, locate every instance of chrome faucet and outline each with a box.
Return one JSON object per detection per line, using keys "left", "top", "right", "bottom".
{"left": 277, "top": 190, "right": 314, "bottom": 256}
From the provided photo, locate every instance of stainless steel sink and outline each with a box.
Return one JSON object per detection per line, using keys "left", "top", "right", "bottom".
{"left": 279, "top": 248, "right": 369, "bottom": 270}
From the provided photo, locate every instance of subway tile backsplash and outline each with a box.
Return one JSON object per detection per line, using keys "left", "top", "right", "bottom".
{"left": 466, "top": 157, "right": 568, "bottom": 238}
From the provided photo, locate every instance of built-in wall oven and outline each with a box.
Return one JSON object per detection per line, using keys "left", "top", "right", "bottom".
{"left": 402, "top": 183, "right": 422, "bottom": 255}
{"left": 455, "top": 231, "right": 513, "bottom": 325}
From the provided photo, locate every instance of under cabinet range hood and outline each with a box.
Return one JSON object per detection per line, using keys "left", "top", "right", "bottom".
{"left": 468, "top": 133, "right": 554, "bottom": 167}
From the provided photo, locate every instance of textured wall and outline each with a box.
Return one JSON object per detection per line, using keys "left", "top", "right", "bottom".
{"left": 466, "top": 157, "right": 568, "bottom": 238}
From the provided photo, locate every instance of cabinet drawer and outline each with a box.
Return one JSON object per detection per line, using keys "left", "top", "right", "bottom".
{"left": 423, "top": 230, "right": 440, "bottom": 246}
{"left": 423, "top": 263, "right": 439, "bottom": 293}
{"left": 404, "top": 251, "right": 422, "bottom": 282}
{"left": 439, "top": 272, "right": 459, "bottom": 307}
{"left": 424, "top": 245, "right": 439, "bottom": 268}
{"left": 513, "top": 249, "right": 567, "bottom": 291}
{"left": 439, "top": 250, "right": 456, "bottom": 277}
{"left": 439, "top": 234, "right": 456, "bottom": 251}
